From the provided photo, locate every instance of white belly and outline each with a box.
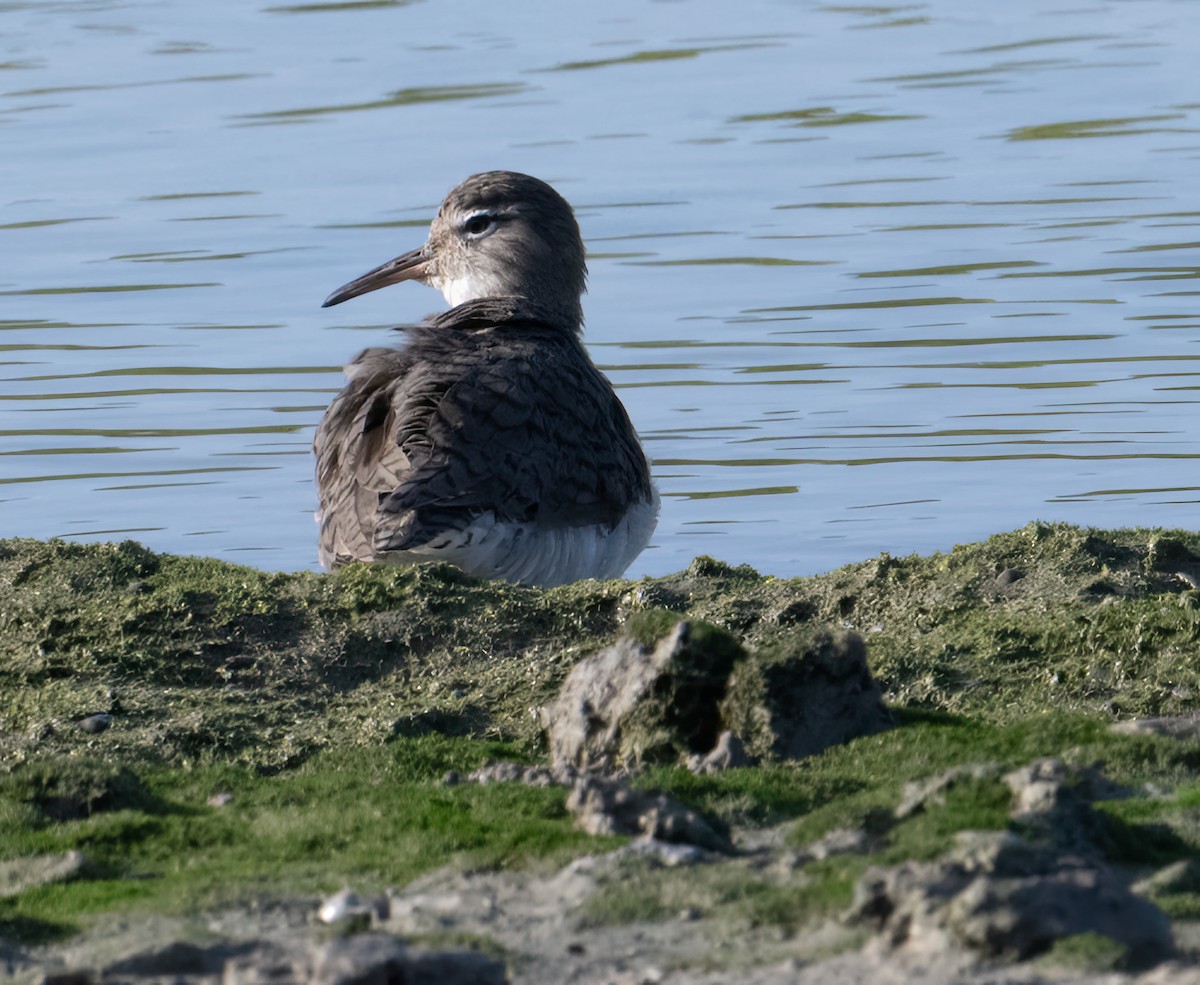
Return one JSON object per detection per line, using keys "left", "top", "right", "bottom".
{"left": 395, "top": 493, "right": 660, "bottom": 588}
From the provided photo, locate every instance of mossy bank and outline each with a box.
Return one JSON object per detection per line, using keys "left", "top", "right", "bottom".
{"left": 2, "top": 523, "right": 1200, "bottom": 980}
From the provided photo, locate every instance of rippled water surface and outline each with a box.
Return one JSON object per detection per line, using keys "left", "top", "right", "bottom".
{"left": 3, "top": 0, "right": 1199, "bottom": 577}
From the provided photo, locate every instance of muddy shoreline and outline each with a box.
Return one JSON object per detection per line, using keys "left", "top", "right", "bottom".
{"left": 2, "top": 523, "right": 1199, "bottom": 982}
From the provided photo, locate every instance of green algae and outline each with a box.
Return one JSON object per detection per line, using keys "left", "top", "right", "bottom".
{"left": 720, "top": 626, "right": 891, "bottom": 761}
{"left": 1037, "top": 932, "right": 1132, "bottom": 973}
{"left": 607, "top": 711, "right": 1200, "bottom": 939}
{"left": 647, "top": 710, "right": 1200, "bottom": 866}
{"left": 605, "top": 615, "right": 745, "bottom": 767}
{"left": 578, "top": 853, "right": 859, "bottom": 934}
{"left": 3, "top": 522, "right": 1200, "bottom": 950}
{"left": 6, "top": 523, "right": 1200, "bottom": 772}
{"left": 0, "top": 736, "right": 615, "bottom": 943}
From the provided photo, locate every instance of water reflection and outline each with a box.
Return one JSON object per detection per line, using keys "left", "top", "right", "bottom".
{"left": 266, "top": 1, "right": 419, "bottom": 13}
{"left": 547, "top": 42, "right": 779, "bottom": 73}
{"left": 240, "top": 83, "right": 528, "bottom": 123}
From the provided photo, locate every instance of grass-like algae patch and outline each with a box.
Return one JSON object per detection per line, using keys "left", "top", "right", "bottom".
{"left": 0, "top": 736, "right": 609, "bottom": 939}
{"left": 2, "top": 521, "right": 1200, "bottom": 974}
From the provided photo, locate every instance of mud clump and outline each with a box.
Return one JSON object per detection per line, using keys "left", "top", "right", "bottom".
{"left": 848, "top": 829, "right": 1173, "bottom": 968}
{"left": 3, "top": 755, "right": 154, "bottom": 823}
{"left": 546, "top": 619, "right": 893, "bottom": 771}
{"left": 87, "top": 932, "right": 507, "bottom": 985}
{"left": 0, "top": 850, "right": 86, "bottom": 898}
{"left": 721, "top": 627, "right": 892, "bottom": 761}
{"left": 849, "top": 758, "right": 1177, "bottom": 970}
{"left": 567, "top": 777, "right": 730, "bottom": 852}
{"left": 545, "top": 619, "right": 741, "bottom": 770}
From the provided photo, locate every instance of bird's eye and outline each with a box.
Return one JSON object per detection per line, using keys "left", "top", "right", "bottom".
{"left": 462, "top": 213, "right": 496, "bottom": 239}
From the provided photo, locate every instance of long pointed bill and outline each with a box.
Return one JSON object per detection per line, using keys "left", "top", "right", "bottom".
{"left": 321, "top": 246, "right": 430, "bottom": 308}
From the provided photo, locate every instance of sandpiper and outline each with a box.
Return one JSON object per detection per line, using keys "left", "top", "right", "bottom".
{"left": 314, "top": 171, "right": 659, "bottom": 587}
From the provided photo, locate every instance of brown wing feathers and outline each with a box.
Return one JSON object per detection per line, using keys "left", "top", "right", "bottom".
{"left": 314, "top": 301, "right": 653, "bottom": 568}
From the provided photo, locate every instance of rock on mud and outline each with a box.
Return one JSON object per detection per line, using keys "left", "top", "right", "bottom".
{"left": 686, "top": 730, "right": 751, "bottom": 775}
{"left": 848, "top": 830, "right": 1174, "bottom": 968}
{"left": 566, "top": 776, "right": 730, "bottom": 852}
{"left": 546, "top": 620, "right": 741, "bottom": 769}
{"left": 545, "top": 619, "right": 892, "bottom": 771}
{"left": 88, "top": 932, "right": 508, "bottom": 985}
{"left": 0, "top": 850, "right": 86, "bottom": 898}
{"left": 720, "top": 627, "right": 892, "bottom": 761}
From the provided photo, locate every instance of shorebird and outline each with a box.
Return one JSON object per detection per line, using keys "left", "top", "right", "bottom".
{"left": 314, "top": 171, "right": 659, "bottom": 587}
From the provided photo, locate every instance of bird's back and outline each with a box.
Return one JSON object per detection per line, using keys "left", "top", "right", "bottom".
{"left": 314, "top": 298, "right": 657, "bottom": 585}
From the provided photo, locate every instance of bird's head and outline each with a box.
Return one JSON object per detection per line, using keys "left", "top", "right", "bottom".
{"left": 322, "top": 171, "right": 587, "bottom": 330}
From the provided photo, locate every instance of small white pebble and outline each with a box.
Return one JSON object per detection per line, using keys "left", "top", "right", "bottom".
{"left": 318, "top": 888, "right": 362, "bottom": 924}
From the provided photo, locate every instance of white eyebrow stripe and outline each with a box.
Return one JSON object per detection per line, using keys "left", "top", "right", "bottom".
{"left": 461, "top": 206, "right": 519, "bottom": 224}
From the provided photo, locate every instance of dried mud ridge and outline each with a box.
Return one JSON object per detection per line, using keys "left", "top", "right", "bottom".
{"left": 2, "top": 522, "right": 1200, "bottom": 983}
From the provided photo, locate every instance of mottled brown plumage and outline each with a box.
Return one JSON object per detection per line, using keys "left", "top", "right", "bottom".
{"left": 314, "top": 173, "right": 658, "bottom": 586}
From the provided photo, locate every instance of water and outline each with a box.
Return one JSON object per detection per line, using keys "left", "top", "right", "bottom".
{"left": 2, "top": 0, "right": 1199, "bottom": 579}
